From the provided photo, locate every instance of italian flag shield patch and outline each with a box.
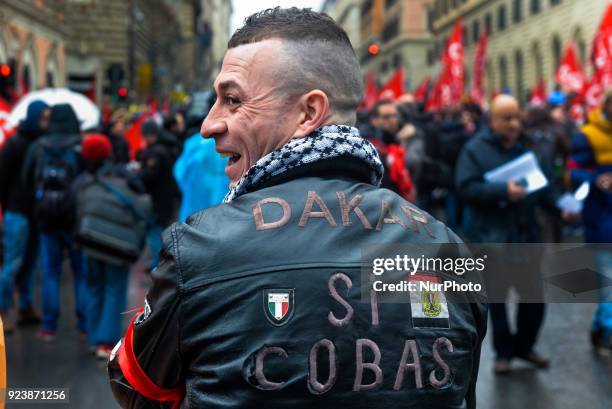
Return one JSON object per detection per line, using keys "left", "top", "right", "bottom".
{"left": 268, "top": 293, "right": 289, "bottom": 320}
{"left": 263, "top": 289, "right": 294, "bottom": 326}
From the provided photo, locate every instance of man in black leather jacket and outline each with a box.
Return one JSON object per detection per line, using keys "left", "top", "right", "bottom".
{"left": 108, "top": 8, "right": 487, "bottom": 409}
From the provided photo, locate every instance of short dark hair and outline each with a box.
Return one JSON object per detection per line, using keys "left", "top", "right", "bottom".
{"left": 229, "top": 7, "right": 352, "bottom": 49}
{"left": 228, "top": 7, "right": 363, "bottom": 125}
{"left": 370, "top": 99, "right": 396, "bottom": 119}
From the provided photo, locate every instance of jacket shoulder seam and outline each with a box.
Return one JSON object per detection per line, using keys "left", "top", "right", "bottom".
{"left": 170, "top": 223, "right": 185, "bottom": 292}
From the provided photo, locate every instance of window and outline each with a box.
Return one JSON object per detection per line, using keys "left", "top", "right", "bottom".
{"left": 574, "top": 27, "right": 586, "bottom": 64}
{"left": 498, "top": 5, "right": 507, "bottom": 31}
{"left": 530, "top": 0, "right": 541, "bottom": 15}
{"left": 382, "top": 19, "right": 400, "bottom": 43}
{"left": 552, "top": 35, "right": 562, "bottom": 74}
{"left": 533, "top": 41, "right": 543, "bottom": 80}
{"left": 427, "top": 49, "right": 434, "bottom": 66}
{"left": 361, "top": 0, "right": 372, "bottom": 16}
{"left": 550, "top": 0, "right": 561, "bottom": 6}
{"left": 513, "top": 0, "right": 522, "bottom": 23}
{"left": 381, "top": 60, "right": 389, "bottom": 73}
{"left": 515, "top": 50, "right": 524, "bottom": 101}
{"left": 499, "top": 55, "right": 509, "bottom": 91}
{"left": 463, "top": 27, "right": 469, "bottom": 46}
{"left": 486, "top": 60, "right": 495, "bottom": 96}
{"left": 393, "top": 54, "right": 403, "bottom": 68}
{"left": 386, "top": 0, "right": 398, "bottom": 9}
{"left": 472, "top": 20, "right": 480, "bottom": 43}
{"left": 485, "top": 13, "right": 492, "bottom": 35}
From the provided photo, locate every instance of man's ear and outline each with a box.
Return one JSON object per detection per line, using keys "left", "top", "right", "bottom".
{"left": 292, "top": 90, "right": 330, "bottom": 137}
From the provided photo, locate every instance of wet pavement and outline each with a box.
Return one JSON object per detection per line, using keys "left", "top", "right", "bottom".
{"left": 4, "top": 265, "right": 612, "bottom": 409}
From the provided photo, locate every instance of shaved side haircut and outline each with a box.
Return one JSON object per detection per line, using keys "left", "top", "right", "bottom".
{"left": 229, "top": 7, "right": 363, "bottom": 125}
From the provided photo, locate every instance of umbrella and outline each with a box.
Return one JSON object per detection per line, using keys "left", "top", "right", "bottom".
{"left": 8, "top": 88, "right": 100, "bottom": 131}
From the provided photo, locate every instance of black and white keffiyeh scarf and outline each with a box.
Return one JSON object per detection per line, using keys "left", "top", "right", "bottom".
{"left": 223, "top": 125, "right": 383, "bottom": 203}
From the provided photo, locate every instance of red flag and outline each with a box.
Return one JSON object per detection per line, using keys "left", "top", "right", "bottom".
{"left": 147, "top": 97, "right": 158, "bottom": 114}
{"left": 425, "top": 68, "right": 453, "bottom": 112}
{"left": 588, "top": 3, "right": 612, "bottom": 109}
{"left": 443, "top": 19, "right": 465, "bottom": 105}
{"left": 569, "top": 94, "right": 586, "bottom": 124}
{"left": 439, "top": 66, "right": 454, "bottom": 107}
{"left": 471, "top": 32, "right": 488, "bottom": 106}
{"left": 378, "top": 67, "right": 404, "bottom": 100}
{"left": 584, "top": 76, "right": 604, "bottom": 111}
{"left": 125, "top": 114, "right": 148, "bottom": 160}
{"left": 414, "top": 75, "right": 430, "bottom": 102}
{"left": 556, "top": 41, "right": 586, "bottom": 94}
{"left": 425, "top": 75, "right": 442, "bottom": 112}
{"left": 359, "top": 71, "right": 379, "bottom": 110}
{"left": 529, "top": 79, "right": 547, "bottom": 106}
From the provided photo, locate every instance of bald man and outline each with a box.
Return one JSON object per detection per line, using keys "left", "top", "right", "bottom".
{"left": 455, "top": 95, "right": 560, "bottom": 374}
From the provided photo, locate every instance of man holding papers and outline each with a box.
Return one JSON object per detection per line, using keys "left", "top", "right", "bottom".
{"left": 456, "top": 95, "right": 560, "bottom": 374}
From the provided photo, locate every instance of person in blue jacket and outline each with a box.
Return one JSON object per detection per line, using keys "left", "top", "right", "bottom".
{"left": 173, "top": 132, "right": 229, "bottom": 222}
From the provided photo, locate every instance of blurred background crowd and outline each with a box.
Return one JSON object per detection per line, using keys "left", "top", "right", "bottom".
{"left": 0, "top": 0, "right": 611, "bottom": 408}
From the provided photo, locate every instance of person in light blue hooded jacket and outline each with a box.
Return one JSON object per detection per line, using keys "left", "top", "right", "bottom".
{"left": 173, "top": 132, "right": 229, "bottom": 222}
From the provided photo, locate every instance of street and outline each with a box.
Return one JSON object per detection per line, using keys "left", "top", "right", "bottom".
{"left": 5, "top": 264, "right": 611, "bottom": 409}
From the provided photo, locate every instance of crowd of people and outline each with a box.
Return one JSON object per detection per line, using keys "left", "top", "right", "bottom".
{"left": 0, "top": 99, "right": 228, "bottom": 359}
{"left": 357, "top": 89, "right": 612, "bottom": 367}
{"left": 0, "top": 81, "right": 610, "bottom": 370}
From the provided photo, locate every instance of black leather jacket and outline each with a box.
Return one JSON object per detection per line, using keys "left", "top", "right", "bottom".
{"left": 109, "top": 157, "right": 487, "bottom": 409}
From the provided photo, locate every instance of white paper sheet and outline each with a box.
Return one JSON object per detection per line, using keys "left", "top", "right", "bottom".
{"left": 484, "top": 152, "right": 548, "bottom": 194}
{"left": 557, "top": 182, "right": 590, "bottom": 213}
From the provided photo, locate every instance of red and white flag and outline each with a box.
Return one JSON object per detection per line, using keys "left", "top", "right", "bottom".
{"left": 587, "top": 2, "right": 612, "bottom": 109}
{"left": 443, "top": 19, "right": 465, "bottom": 105}
{"left": 556, "top": 41, "right": 586, "bottom": 94}
{"left": 378, "top": 67, "right": 405, "bottom": 100}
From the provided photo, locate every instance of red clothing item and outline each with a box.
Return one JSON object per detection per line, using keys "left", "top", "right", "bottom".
{"left": 386, "top": 144, "right": 414, "bottom": 200}
{"left": 117, "top": 309, "right": 185, "bottom": 409}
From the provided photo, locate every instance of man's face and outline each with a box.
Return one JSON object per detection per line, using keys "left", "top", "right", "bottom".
{"left": 201, "top": 39, "right": 301, "bottom": 186}
{"left": 111, "top": 120, "right": 126, "bottom": 137}
{"left": 490, "top": 102, "right": 522, "bottom": 146}
{"left": 371, "top": 103, "right": 399, "bottom": 134}
{"left": 39, "top": 107, "right": 51, "bottom": 132}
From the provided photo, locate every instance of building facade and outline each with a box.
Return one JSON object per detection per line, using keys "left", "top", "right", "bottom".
{"left": 0, "top": 0, "right": 68, "bottom": 103}
{"left": 323, "top": 0, "right": 434, "bottom": 90}
{"left": 429, "top": 0, "right": 609, "bottom": 101}
{"left": 1, "top": 0, "right": 231, "bottom": 106}
{"left": 64, "top": 0, "right": 190, "bottom": 105}
{"left": 197, "top": 0, "right": 232, "bottom": 89}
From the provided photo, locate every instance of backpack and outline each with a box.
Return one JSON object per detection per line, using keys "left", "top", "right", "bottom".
{"left": 34, "top": 139, "right": 80, "bottom": 221}
{"left": 75, "top": 170, "right": 153, "bottom": 265}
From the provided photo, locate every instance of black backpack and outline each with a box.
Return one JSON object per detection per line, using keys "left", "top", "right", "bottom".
{"left": 75, "top": 170, "right": 153, "bottom": 265}
{"left": 34, "top": 138, "right": 80, "bottom": 221}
